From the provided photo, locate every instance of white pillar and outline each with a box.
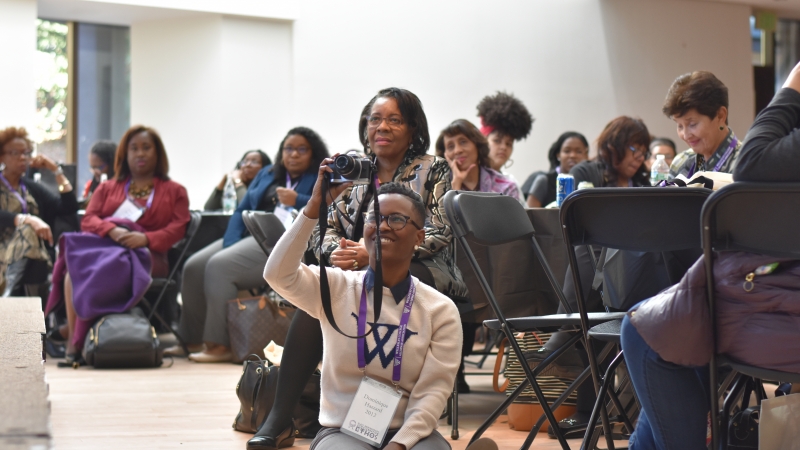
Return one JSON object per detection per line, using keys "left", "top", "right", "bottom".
{"left": 0, "top": 0, "right": 37, "bottom": 129}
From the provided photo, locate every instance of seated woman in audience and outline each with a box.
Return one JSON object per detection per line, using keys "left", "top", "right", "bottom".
{"left": 0, "top": 126, "right": 77, "bottom": 296}
{"left": 531, "top": 116, "right": 651, "bottom": 438}
{"left": 434, "top": 118, "right": 520, "bottom": 199}
{"left": 523, "top": 131, "right": 589, "bottom": 207}
{"left": 248, "top": 87, "right": 466, "bottom": 449}
{"left": 265, "top": 177, "right": 461, "bottom": 450}
{"left": 80, "top": 140, "right": 116, "bottom": 208}
{"left": 45, "top": 125, "right": 190, "bottom": 364}
{"left": 644, "top": 137, "right": 676, "bottom": 172}
{"left": 476, "top": 92, "right": 534, "bottom": 185}
{"left": 663, "top": 71, "right": 742, "bottom": 179}
{"left": 181, "top": 128, "right": 325, "bottom": 362}
{"left": 620, "top": 61, "right": 800, "bottom": 450}
{"left": 204, "top": 149, "right": 270, "bottom": 211}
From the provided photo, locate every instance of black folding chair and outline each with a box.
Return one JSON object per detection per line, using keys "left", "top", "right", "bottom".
{"left": 701, "top": 182, "right": 800, "bottom": 450}
{"left": 560, "top": 187, "right": 710, "bottom": 449}
{"left": 140, "top": 211, "right": 202, "bottom": 356}
{"left": 241, "top": 211, "right": 286, "bottom": 256}
{"left": 443, "top": 190, "right": 625, "bottom": 450}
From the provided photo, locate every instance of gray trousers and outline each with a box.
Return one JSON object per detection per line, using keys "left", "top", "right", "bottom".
{"left": 178, "top": 236, "right": 267, "bottom": 346}
{"left": 310, "top": 427, "right": 451, "bottom": 450}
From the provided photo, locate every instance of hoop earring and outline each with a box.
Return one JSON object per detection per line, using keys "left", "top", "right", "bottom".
{"left": 504, "top": 158, "right": 514, "bottom": 169}
{"left": 719, "top": 126, "right": 725, "bottom": 131}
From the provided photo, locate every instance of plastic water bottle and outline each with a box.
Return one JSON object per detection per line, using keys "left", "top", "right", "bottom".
{"left": 222, "top": 175, "right": 237, "bottom": 214}
{"left": 650, "top": 154, "right": 670, "bottom": 186}
{"left": 100, "top": 173, "right": 108, "bottom": 183}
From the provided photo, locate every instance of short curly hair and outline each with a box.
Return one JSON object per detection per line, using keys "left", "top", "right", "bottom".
{"left": 0, "top": 127, "right": 34, "bottom": 155}
{"left": 662, "top": 71, "right": 728, "bottom": 124}
{"left": 476, "top": 92, "right": 534, "bottom": 141}
{"left": 358, "top": 87, "right": 430, "bottom": 159}
{"left": 434, "top": 119, "right": 491, "bottom": 168}
{"left": 376, "top": 182, "right": 426, "bottom": 225}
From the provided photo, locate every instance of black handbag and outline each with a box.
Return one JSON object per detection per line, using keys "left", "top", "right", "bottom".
{"left": 728, "top": 406, "right": 759, "bottom": 449}
{"left": 82, "top": 309, "right": 163, "bottom": 368}
{"left": 233, "top": 354, "right": 322, "bottom": 439}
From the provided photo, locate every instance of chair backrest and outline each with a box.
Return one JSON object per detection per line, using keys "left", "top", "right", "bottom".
{"left": 165, "top": 211, "right": 203, "bottom": 279}
{"left": 242, "top": 210, "right": 286, "bottom": 256}
{"left": 702, "top": 182, "right": 800, "bottom": 259}
{"left": 443, "top": 190, "right": 568, "bottom": 320}
{"left": 561, "top": 187, "right": 711, "bottom": 252}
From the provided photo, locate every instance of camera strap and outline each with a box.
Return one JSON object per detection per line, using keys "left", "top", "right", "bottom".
{"left": 318, "top": 175, "right": 383, "bottom": 339}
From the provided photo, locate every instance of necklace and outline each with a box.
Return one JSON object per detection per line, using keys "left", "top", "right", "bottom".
{"left": 129, "top": 182, "right": 154, "bottom": 199}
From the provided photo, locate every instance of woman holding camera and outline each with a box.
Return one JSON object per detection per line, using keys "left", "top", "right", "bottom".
{"left": 179, "top": 127, "right": 327, "bottom": 362}
{"left": 248, "top": 87, "right": 466, "bottom": 449}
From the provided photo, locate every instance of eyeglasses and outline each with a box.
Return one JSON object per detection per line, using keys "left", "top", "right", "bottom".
{"left": 367, "top": 115, "right": 405, "bottom": 128}
{"left": 364, "top": 212, "right": 422, "bottom": 231}
{"left": 628, "top": 146, "right": 649, "bottom": 159}
{"left": 5, "top": 150, "right": 32, "bottom": 158}
{"left": 240, "top": 159, "right": 262, "bottom": 167}
{"left": 283, "top": 146, "right": 310, "bottom": 155}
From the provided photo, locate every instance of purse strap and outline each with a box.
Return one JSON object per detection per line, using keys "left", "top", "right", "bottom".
{"left": 493, "top": 337, "right": 510, "bottom": 393}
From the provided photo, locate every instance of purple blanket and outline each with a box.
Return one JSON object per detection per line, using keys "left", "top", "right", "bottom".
{"left": 46, "top": 218, "right": 153, "bottom": 348}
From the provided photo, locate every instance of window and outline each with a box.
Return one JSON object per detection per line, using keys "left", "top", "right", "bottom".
{"left": 34, "top": 19, "right": 69, "bottom": 162}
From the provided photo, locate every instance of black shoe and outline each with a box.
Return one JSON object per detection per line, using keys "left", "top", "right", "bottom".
{"left": 547, "top": 412, "right": 591, "bottom": 439}
{"left": 523, "top": 347, "right": 585, "bottom": 379}
{"left": 57, "top": 353, "right": 85, "bottom": 369}
{"left": 247, "top": 424, "right": 296, "bottom": 450}
{"left": 45, "top": 328, "right": 67, "bottom": 358}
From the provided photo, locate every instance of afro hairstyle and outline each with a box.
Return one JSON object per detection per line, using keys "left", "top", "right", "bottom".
{"left": 476, "top": 91, "right": 534, "bottom": 141}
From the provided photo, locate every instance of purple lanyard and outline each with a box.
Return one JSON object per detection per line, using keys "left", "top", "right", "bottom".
{"left": 689, "top": 137, "right": 738, "bottom": 177}
{"left": 285, "top": 173, "right": 299, "bottom": 191}
{"left": 0, "top": 173, "right": 28, "bottom": 214}
{"left": 357, "top": 274, "right": 417, "bottom": 383}
{"left": 124, "top": 179, "right": 155, "bottom": 210}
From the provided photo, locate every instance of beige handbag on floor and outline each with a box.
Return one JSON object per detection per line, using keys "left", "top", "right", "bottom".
{"left": 759, "top": 393, "right": 800, "bottom": 450}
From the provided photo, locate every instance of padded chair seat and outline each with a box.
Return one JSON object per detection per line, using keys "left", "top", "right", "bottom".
{"left": 588, "top": 318, "right": 622, "bottom": 343}
{"left": 483, "top": 312, "right": 625, "bottom": 332}
{"left": 719, "top": 355, "right": 800, "bottom": 384}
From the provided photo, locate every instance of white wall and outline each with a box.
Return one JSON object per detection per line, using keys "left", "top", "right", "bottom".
{"left": 130, "top": 15, "right": 292, "bottom": 206}
{"left": 0, "top": 0, "right": 37, "bottom": 130}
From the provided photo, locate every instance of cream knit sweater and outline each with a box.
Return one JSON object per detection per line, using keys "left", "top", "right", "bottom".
{"left": 264, "top": 214, "right": 462, "bottom": 448}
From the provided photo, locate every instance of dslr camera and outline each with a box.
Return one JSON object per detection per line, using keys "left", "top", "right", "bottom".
{"left": 328, "top": 153, "right": 374, "bottom": 185}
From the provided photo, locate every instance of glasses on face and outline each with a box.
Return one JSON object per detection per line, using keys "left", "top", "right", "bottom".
{"left": 90, "top": 164, "right": 107, "bottom": 171}
{"left": 627, "top": 146, "right": 648, "bottom": 159}
{"left": 367, "top": 115, "right": 404, "bottom": 129}
{"left": 363, "top": 212, "right": 422, "bottom": 231}
{"left": 283, "top": 146, "right": 310, "bottom": 155}
{"left": 6, "top": 149, "right": 32, "bottom": 158}
{"left": 240, "top": 159, "right": 261, "bottom": 167}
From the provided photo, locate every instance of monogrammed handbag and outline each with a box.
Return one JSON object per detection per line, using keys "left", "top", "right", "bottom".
{"left": 226, "top": 295, "right": 296, "bottom": 364}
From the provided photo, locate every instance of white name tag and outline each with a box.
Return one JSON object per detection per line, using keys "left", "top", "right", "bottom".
{"left": 111, "top": 199, "right": 144, "bottom": 222}
{"left": 273, "top": 205, "right": 294, "bottom": 230}
{"left": 340, "top": 377, "right": 401, "bottom": 447}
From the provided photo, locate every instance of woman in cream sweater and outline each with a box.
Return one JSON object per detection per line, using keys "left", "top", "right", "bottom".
{"left": 261, "top": 160, "right": 461, "bottom": 450}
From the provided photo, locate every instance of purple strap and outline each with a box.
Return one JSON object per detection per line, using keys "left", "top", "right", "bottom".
{"left": 688, "top": 136, "right": 738, "bottom": 177}
{"left": 285, "top": 173, "right": 299, "bottom": 191}
{"left": 0, "top": 173, "right": 28, "bottom": 214}
{"left": 124, "top": 179, "right": 155, "bottom": 210}
{"left": 357, "top": 273, "right": 417, "bottom": 383}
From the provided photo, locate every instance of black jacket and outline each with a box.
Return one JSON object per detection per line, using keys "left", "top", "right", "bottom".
{"left": 0, "top": 177, "right": 79, "bottom": 231}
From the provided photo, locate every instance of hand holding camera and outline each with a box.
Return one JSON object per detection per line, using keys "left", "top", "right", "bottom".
{"left": 303, "top": 156, "right": 354, "bottom": 220}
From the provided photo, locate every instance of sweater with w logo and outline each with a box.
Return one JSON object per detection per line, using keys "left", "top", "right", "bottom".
{"left": 264, "top": 214, "right": 462, "bottom": 449}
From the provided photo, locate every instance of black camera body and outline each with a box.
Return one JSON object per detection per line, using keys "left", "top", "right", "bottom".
{"left": 328, "top": 154, "right": 374, "bottom": 185}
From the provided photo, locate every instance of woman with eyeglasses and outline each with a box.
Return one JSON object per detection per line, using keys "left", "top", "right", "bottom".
{"left": 177, "top": 127, "right": 328, "bottom": 362}
{"left": 663, "top": 71, "right": 742, "bottom": 179}
{"left": 0, "top": 126, "right": 77, "bottom": 296}
{"left": 248, "top": 87, "right": 467, "bottom": 449}
{"left": 204, "top": 149, "right": 271, "bottom": 211}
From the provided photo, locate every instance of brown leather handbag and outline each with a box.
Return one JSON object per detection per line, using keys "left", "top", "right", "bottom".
{"left": 226, "top": 295, "right": 296, "bottom": 364}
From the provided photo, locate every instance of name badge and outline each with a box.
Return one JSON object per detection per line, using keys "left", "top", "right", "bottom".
{"left": 273, "top": 205, "right": 295, "bottom": 230}
{"left": 111, "top": 199, "right": 144, "bottom": 222}
{"left": 340, "top": 377, "right": 401, "bottom": 447}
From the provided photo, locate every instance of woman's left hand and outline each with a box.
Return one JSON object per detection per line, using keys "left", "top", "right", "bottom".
{"left": 329, "top": 238, "right": 369, "bottom": 270}
{"left": 117, "top": 231, "right": 149, "bottom": 249}
{"left": 447, "top": 158, "right": 476, "bottom": 191}
{"left": 276, "top": 187, "right": 298, "bottom": 207}
{"left": 30, "top": 154, "right": 58, "bottom": 172}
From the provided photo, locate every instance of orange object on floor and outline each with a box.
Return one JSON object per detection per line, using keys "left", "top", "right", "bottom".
{"left": 507, "top": 403, "right": 576, "bottom": 432}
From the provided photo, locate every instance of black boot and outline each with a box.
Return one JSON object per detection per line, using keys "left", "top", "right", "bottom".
{"left": 3, "top": 258, "right": 29, "bottom": 297}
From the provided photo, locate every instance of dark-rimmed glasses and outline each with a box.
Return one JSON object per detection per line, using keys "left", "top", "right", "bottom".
{"left": 367, "top": 115, "right": 404, "bottom": 128}
{"left": 283, "top": 146, "right": 310, "bottom": 155}
{"left": 628, "top": 146, "right": 649, "bottom": 159}
{"left": 363, "top": 212, "right": 422, "bottom": 231}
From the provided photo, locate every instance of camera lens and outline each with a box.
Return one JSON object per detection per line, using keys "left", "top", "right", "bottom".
{"left": 334, "top": 155, "right": 361, "bottom": 179}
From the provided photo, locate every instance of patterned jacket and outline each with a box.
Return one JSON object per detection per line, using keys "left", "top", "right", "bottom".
{"left": 312, "top": 153, "right": 468, "bottom": 301}
{"left": 669, "top": 130, "right": 742, "bottom": 179}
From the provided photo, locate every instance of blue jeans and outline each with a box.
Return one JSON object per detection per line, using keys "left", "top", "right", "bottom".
{"left": 620, "top": 313, "right": 710, "bottom": 450}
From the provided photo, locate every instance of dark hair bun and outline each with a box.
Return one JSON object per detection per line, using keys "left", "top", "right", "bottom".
{"left": 476, "top": 92, "right": 534, "bottom": 140}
